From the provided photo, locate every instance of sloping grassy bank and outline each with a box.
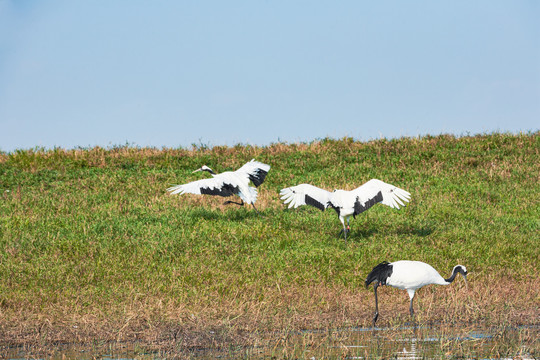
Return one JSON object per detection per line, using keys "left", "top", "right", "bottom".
{"left": 0, "top": 133, "right": 538, "bottom": 349}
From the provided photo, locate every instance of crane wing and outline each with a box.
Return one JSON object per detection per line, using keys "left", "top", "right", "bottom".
{"left": 167, "top": 177, "right": 239, "bottom": 197}
{"left": 352, "top": 179, "right": 411, "bottom": 213}
{"left": 280, "top": 184, "right": 332, "bottom": 211}
{"left": 235, "top": 159, "right": 271, "bottom": 187}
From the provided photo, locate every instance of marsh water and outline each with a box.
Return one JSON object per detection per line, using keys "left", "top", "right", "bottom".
{"left": 2, "top": 324, "right": 538, "bottom": 359}
{"left": 248, "top": 324, "right": 538, "bottom": 359}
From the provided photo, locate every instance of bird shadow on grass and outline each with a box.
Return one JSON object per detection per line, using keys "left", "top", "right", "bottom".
{"left": 185, "top": 207, "right": 261, "bottom": 222}
{"left": 348, "top": 224, "right": 435, "bottom": 242}
{"left": 395, "top": 225, "right": 435, "bottom": 237}
{"left": 350, "top": 227, "right": 379, "bottom": 239}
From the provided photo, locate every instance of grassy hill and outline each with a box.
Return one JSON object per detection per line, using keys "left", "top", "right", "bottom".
{"left": 0, "top": 132, "right": 538, "bottom": 347}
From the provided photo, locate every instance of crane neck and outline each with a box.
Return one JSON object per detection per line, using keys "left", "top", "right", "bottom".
{"left": 444, "top": 271, "right": 458, "bottom": 284}
{"left": 444, "top": 265, "right": 466, "bottom": 284}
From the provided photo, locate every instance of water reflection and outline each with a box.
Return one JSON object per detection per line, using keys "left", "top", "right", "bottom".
{"left": 395, "top": 338, "right": 419, "bottom": 360}
{"left": 1, "top": 324, "right": 537, "bottom": 359}
{"left": 335, "top": 324, "right": 537, "bottom": 360}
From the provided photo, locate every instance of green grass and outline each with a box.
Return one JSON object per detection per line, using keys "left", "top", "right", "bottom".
{"left": 0, "top": 132, "right": 538, "bottom": 345}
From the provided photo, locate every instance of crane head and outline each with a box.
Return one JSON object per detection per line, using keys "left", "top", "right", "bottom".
{"left": 453, "top": 265, "right": 468, "bottom": 287}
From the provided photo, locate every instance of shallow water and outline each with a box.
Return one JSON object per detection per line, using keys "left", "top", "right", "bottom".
{"left": 2, "top": 324, "right": 538, "bottom": 359}
{"left": 250, "top": 324, "right": 539, "bottom": 360}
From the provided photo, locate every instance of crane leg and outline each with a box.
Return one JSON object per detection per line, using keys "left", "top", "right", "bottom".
{"left": 338, "top": 218, "right": 349, "bottom": 241}
{"left": 224, "top": 199, "right": 245, "bottom": 206}
{"left": 372, "top": 282, "right": 380, "bottom": 326}
{"left": 407, "top": 289, "right": 415, "bottom": 318}
{"left": 251, "top": 202, "right": 261, "bottom": 216}
{"left": 339, "top": 227, "right": 349, "bottom": 241}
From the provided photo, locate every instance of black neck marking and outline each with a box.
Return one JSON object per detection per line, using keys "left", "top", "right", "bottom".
{"left": 326, "top": 201, "right": 340, "bottom": 216}
{"left": 444, "top": 266, "right": 466, "bottom": 283}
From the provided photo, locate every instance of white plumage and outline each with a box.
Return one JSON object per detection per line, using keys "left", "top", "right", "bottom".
{"left": 167, "top": 159, "right": 270, "bottom": 212}
{"left": 365, "top": 260, "right": 468, "bottom": 325}
{"left": 280, "top": 179, "right": 411, "bottom": 240}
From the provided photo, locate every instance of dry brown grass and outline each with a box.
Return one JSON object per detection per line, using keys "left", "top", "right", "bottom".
{"left": 0, "top": 277, "right": 537, "bottom": 352}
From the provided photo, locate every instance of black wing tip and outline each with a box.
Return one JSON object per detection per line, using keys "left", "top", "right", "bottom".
{"left": 365, "top": 261, "right": 392, "bottom": 288}
{"left": 305, "top": 194, "right": 325, "bottom": 211}
{"left": 200, "top": 184, "right": 240, "bottom": 197}
{"left": 249, "top": 169, "right": 269, "bottom": 187}
{"left": 354, "top": 191, "right": 383, "bottom": 216}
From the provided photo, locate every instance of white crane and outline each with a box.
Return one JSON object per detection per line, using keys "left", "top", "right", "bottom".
{"left": 365, "top": 260, "right": 468, "bottom": 325}
{"left": 279, "top": 179, "right": 411, "bottom": 240}
{"left": 167, "top": 159, "right": 270, "bottom": 213}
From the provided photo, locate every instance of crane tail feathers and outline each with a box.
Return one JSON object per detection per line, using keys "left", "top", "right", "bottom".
{"left": 365, "top": 261, "right": 393, "bottom": 288}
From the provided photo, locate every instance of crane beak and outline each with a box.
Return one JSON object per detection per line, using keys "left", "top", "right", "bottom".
{"left": 192, "top": 168, "right": 203, "bottom": 173}
{"left": 463, "top": 274, "right": 468, "bottom": 289}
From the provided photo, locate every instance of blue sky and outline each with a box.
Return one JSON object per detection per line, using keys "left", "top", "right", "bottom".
{"left": 1, "top": 1, "right": 538, "bottom": 152}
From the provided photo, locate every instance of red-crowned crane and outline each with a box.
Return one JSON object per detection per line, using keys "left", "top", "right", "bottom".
{"left": 365, "top": 260, "right": 468, "bottom": 325}
{"left": 167, "top": 159, "right": 270, "bottom": 213}
{"left": 279, "top": 179, "right": 411, "bottom": 240}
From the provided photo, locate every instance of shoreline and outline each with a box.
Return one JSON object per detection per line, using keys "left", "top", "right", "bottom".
{"left": 1, "top": 278, "right": 537, "bottom": 349}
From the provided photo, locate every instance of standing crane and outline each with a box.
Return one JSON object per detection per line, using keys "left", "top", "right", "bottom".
{"left": 167, "top": 159, "right": 270, "bottom": 213}
{"left": 365, "top": 260, "right": 468, "bottom": 325}
{"left": 279, "top": 179, "right": 410, "bottom": 240}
